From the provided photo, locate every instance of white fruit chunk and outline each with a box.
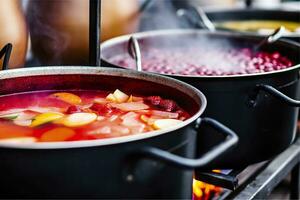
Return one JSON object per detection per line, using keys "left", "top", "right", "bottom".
{"left": 153, "top": 119, "right": 183, "bottom": 130}
{"left": 111, "top": 102, "right": 149, "bottom": 111}
{"left": 63, "top": 113, "right": 97, "bottom": 127}
{"left": 0, "top": 137, "right": 36, "bottom": 144}
{"left": 113, "top": 89, "right": 129, "bottom": 103}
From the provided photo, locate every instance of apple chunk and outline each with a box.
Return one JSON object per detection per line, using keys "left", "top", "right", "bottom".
{"left": 62, "top": 113, "right": 97, "bottom": 127}
{"left": 111, "top": 102, "right": 149, "bottom": 111}
{"left": 113, "top": 89, "right": 129, "bottom": 103}
{"left": 153, "top": 119, "right": 183, "bottom": 130}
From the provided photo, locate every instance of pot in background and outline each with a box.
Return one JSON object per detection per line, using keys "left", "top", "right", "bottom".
{"left": 100, "top": 30, "right": 300, "bottom": 169}
{"left": 0, "top": 67, "right": 237, "bottom": 198}
{"left": 198, "top": 8, "right": 300, "bottom": 42}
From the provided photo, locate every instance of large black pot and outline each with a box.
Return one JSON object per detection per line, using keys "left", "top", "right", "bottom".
{"left": 177, "top": 7, "right": 300, "bottom": 43}
{"left": 0, "top": 67, "right": 237, "bottom": 198}
{"left": 100, "top": 30, "right": 300, "bottom": 169}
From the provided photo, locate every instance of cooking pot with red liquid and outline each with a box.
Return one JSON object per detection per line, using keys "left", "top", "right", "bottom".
{"left": 0, "top": 67, "right": 237, "bottom": 198}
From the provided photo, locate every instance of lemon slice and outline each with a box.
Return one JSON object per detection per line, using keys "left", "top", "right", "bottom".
{"left": 153, "top": 119, "right": 183, "bottom": 130}
{"left": 52, "top": 92, "right": 82, "bottom": 105}
{"left": 31, "top": 112, "right": 64, "bottom": 127}
{"left": 62, "top": 113, "right": 97, "bottom": 127}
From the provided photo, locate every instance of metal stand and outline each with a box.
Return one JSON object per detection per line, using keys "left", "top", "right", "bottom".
{"left": 196, "top": 137, "right": 300, "bottom": 200}
{"left": 89, "top": 0, "right": 101, "bottom": 66}
{"left": 229, "top": 137, "right": 300, "bottom": 199}
{"left": 291, "top": 163, "right": 300, "bottom": 200}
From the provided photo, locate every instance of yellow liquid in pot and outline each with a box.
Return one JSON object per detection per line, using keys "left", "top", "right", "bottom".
{"left": 216, "top": 20, "right": 300, "bottom": 33}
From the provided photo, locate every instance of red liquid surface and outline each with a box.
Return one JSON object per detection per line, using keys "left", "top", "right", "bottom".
{"left": 0, "top": 90, "right": 189, "bottom": 143}
{"left": 109, "top": 47, "right": 293, "bottom": 76}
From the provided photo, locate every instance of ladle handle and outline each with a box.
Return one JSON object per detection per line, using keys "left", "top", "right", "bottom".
{"left": 177, "top": 6, "right": 215, "bottom": 32}
{"left": 128, "top": 36, "right": 143, "bottom": 71}
{"left": 0, "top": 43, "right": 12, "bottom": 71}
{"left": 253, "top": 84, "right": 300, "bottom": 107}
{"left": 194, "top": 6, "right": 216, "bottom": 32}
{"left": 136, "top": 118, "right": 238, "bottom": 169}
{"left": 254, "top": 26, "right": 285, "bottom": 51}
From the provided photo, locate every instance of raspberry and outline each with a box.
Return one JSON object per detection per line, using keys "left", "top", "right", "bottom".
{"left": 159, "top": 99, "right": 177, "bottom": 112}
{"left": 66, "top": 105, "right": 82, "bottom": 114}
{"left": 145, "top": 96, "right": 162, "bottom": 106}
{"left": 90, "top": 103, "right": 112, "bottom": 115}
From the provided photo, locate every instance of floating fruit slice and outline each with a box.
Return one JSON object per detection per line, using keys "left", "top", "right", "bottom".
{"left": 28, "top": 106, "right": 64, "bottom": 113}
{"left": 112, "top": 125, "right": 130, "bottom": 135}
{"left": 151, "top": 110, "right": 179, "bottom": 119}
{"left": 106, "top": 93, "right": 117, "bottom": 102}
{"left": 153, "top": 119, "right": 183, "bottom": 130}
{"left": 0, "top": 124, "right": 32, "bottom": 139}
{"left": 111, "top": 102, "right": 149, "bottom": 111}
{"left": 14, "top": 120, "right": 32, "bottom": 127}
{"left": 140, "top": 115, "right": 149, "bottom": 123}
{"left": 127, "top": 95, "right": 133, "bottom": 102}
{"left": 0, "top": 137, "right": 36, "bottom": 144}
{"left": 40, "top": 127, "right": 76, "bottom": 142}
{"left": 0, "top": 113, "right": 20, "bottom": 120}
{"left": 30, "top": 112, "right": 64, "bottom": 127}
{"left": 62, "top": 113, "right": 97, "bottom": 127}
{"left": 94, "top": 97, "right": 108, "bottom": 104}
{"left": 51, "top": 92, "right": 82, "bottom": 105}
{"left": 113, "top": 89, "right": 129, "bottom": 103}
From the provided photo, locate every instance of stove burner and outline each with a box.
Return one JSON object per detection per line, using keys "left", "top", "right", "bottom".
{"left": 195, "top": 136, "right": 300, "bottom": 199}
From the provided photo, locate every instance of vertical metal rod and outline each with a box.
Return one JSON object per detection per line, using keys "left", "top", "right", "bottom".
{"left": 290, "top": 163, "right": 300, "bottom": 200}
{"left": 89, "top": 0, "right": 101, "bottom": 66}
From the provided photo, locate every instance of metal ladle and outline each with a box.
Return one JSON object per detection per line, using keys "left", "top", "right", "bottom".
{"left": 177, "top": 6, "right": 216, "bottom": 32}
{"left": 128, "top": 36, "right": 142, "bottom": 71}
{"left": 254, "top": 26, "right": 285, "bottom": 51}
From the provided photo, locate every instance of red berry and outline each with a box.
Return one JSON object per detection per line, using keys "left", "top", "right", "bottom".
{"left": 90, "top": 103, "right": 113, "bottom": 115}
{"left": 145, "top": 96, "right": 162, "bottom": 106}
{"left": 159, "top": 99, "right": 178, "bottom": 112}
{"left": 66, "top": 105, "right": 82, "bottom": 114}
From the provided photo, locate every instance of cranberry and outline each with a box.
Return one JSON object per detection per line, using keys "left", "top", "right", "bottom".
{"left": 109, "top": 47, "right": 293, "bottom": 76}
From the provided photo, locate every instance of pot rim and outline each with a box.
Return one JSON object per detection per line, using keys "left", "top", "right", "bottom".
{"left": 0, "top": 66, "right": 206, "bottom": 149}
{"left": 100, "top": 29, "right": 300, "bottom": 79}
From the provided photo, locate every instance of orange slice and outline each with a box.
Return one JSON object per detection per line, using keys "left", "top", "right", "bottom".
{"left": 52, "top": 92, "right": 82, "bottom": 105}
{"left": 40, "top": 127, "right": 75, "bottom": 142}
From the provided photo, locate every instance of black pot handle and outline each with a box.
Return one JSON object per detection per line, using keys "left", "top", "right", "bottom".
{"left": 136, "top": 117, "right": 238, "bottom": 169}
{"left": 254, "top": 84, "right": 300, "bottom": 107}
{"left": 0, "top": 43, "right": 12, "bottom": 71}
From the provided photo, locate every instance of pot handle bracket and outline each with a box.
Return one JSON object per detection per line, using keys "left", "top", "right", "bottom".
{"left": 136, "top": 118, "right": 238, "bottom": 170}
{"left": 250, "top": 84, "right": 300, "bottom": 107}
{"left": 0, "top": 43, "right": 12, "bottom": 71}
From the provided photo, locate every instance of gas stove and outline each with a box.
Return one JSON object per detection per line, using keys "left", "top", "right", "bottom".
{"left": 194, "top": 135, "right": 300, "bottom": 200}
